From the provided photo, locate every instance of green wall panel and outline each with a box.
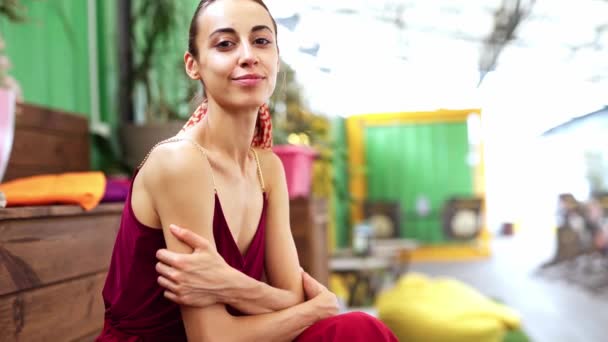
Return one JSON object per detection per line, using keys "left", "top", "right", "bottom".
{"left": 91, "top": 0, "right": 125, "bottom": 172}
{"left": 0, "top": 0, "right": 91, "bottom": 115}
{"left": 365, "top": 122, "right": 472, "bottom": 243}
{"left": 96, "top": 0, "right": 118, "bottom": 127}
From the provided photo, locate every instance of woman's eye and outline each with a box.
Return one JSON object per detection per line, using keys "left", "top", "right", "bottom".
{"left": 254, "top": 38, "right": 271, "bottom": 45}
{"left": 217, "top": 41, "right": 234, "bottom": 49}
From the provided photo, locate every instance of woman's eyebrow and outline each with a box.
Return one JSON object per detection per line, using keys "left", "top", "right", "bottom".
{"left": 209, "top": 27, "right": 237, "bottom": 38}
{"left": 209, "top": 25, "right": 273, "bottom": 39}
{"left": 251, "top": 25, "right": 273, "bottom": 35}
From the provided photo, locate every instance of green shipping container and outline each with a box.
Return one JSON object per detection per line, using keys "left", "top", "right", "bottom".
{"left": 364, "top": 122, "right": 473, "bottom": 243}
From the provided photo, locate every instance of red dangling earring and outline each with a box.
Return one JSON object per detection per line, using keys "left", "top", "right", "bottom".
{"left": 252, "top": 104, "right": 273, "bottom": 149}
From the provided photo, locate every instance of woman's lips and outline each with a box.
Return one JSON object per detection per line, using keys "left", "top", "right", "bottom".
{"left": 232, "top": 74, "right": 264, "bottom": 86}
{"left": 233, "top": 78, "right": 263, "bottom": 86}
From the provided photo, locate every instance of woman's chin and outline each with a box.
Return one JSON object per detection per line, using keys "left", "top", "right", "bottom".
{"left": 214, "top": 92, "right": 270, "bottom": 110}
{"left": 231, "top": 97, "right": 268, "bottom": 110}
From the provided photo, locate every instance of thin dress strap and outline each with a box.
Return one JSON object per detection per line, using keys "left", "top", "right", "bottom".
{"left": 137, "top": 137, "right": 218, "bottom": 192}
{"left": 251, "top": 148, "right": 266, "bottom": 193}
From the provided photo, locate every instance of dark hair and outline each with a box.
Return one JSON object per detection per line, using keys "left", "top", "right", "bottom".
{"left": 188, "top": 0, "right": 278, "bottom": 57}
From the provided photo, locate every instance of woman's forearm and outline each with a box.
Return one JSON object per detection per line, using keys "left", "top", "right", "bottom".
{"left": 182, "top": 271, "right": 339, "bottom": 342}
{"left": 220, "top": 267, "right": 303, "bottom": 314}
{"left": 185, "top": 300, "right": 318, "bottom": 342}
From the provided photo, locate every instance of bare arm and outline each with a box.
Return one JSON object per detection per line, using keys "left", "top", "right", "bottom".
{"left": 157, "top": 227, "right": 302, "bottom": 314}
{"left": 259, "top": 150, "right": 305, "bottom": 302}
{"left": 227, "top": 273, "right": 301, "bottom": 314}
{"left": 183, "top": 269, "right": 338, "bottom": 342}
{"left": 181, "top": 299, "right": 320, "bottom": 342}
{"left": 144, "top": 144, "right": 336, "bottom": 341}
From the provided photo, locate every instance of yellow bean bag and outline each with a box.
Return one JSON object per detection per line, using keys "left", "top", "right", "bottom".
{"left": 376, "top": 273, "right": 521, "bottom": 342}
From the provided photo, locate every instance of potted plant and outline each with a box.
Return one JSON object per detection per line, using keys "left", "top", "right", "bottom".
{"left": 269, "top": 61, "right": 332, "bottom": 200}
{"left": 118, "top": 0, "right": 197, "bottom": 170}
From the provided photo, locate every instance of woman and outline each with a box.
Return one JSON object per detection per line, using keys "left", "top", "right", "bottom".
{"left": 98, "top": 0, "right": 397, "bottom": 340}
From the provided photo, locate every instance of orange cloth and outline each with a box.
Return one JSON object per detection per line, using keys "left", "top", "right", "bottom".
{"left": 0, "top": 172, "right": 106, "bottom": 211}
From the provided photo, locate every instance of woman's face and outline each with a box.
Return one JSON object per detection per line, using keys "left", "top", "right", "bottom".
{"left": 187, "top": 0, "right": 279, "bottom": 109}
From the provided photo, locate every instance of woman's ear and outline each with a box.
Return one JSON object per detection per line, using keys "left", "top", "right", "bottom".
{"left": 184, "top": 51, "right": 201, "bottom": 80}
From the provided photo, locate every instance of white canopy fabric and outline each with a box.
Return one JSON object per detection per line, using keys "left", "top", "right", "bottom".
{"left": 265, "top": 0, "right": 608, "bottom": 124}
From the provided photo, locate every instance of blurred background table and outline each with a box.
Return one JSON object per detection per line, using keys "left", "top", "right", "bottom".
{"left": 330, "top": 238, "right": 418, "bottom": 306}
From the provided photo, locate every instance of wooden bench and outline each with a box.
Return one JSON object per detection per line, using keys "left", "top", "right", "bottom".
{"left": 0, "top": 103, "right": 122, "bottom": 341}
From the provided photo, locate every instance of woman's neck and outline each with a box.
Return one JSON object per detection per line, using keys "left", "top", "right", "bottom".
{"left": 193, "top": 100, "right": 259, "bottom": 169}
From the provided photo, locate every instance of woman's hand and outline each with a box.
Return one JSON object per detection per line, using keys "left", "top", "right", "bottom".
{"left": 301, "top": 270, "right": 339, "bottom": 321}
{"left": 156, "top": 225, "right": 235, "bottom": 307}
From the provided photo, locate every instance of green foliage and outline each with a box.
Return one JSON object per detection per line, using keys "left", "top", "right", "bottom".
{"left": 131, "top": 0, "right": 198, "bottom": 123}
{"left": 269, "top": 59, "right": 330, "bottom": 147}
{"left": 0, "top": 0, "right": 27, "bottom": 22}
{"left": 268, "top": 60, "right": 336, "bottom": 198}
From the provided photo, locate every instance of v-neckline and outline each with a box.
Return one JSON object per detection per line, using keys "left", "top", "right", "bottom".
{"left": 213, "top": 193, "right": 267, "bottom": 262}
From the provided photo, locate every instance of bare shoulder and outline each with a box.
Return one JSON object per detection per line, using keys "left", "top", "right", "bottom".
{"left": 253, "top": 148, "right": 286, "bottom": 193}
{"left": 141, "top": 140, "right": 214, "bottom": 194}
{"left": 254, "top": 148, "right": 284, "bottom": 174}
{"left": 130, "top": 140, "right": 214, "bottom": 228}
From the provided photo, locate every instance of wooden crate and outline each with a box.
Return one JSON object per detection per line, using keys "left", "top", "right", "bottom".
{"left": 0, "top": 205, "right": 122, "bottom": 341}
{"left": 3, "top": 103, "right": 90, "bottom": 182}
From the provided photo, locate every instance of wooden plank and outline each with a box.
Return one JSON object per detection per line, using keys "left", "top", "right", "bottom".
{"left": 0, "top": 203, "right": 124, "bottom": 220}
{"left": 15, "top": 103, "right": 88, "bottom": 134}
{"left": 0, "top": 272, "right": 106, "bottom": 342}
{"left": 9, "top": 129, "right": 89, "bottom": 169}
{"left": 0, "top": 214, "right": 120, "bottom": 296}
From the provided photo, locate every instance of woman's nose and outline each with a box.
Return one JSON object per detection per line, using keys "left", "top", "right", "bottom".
{"left": 239, "top": 43, "right": 258, "bottom": 67}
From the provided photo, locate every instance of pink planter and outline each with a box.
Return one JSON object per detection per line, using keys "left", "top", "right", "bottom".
{"left": 272, "top": 145, "right": 317, "bottom": 199}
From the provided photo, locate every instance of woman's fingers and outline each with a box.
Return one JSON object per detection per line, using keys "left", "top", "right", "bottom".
{"left": 156, "top": 249, "right": 182, "bottom": 268}
{"left": 302, "top": 270, "right": 324, "bottom": 299}
{"left": 156, "top": 261, "right": 180, "bottom": 282}
{"left": 163, "top": 290, "right": 182, "bottom": 304}
{"left": 169, "top": 224, "right": 211, "bottom": 251}
{"left": 158, "top": 275, "right": 180, "bottom": 293}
